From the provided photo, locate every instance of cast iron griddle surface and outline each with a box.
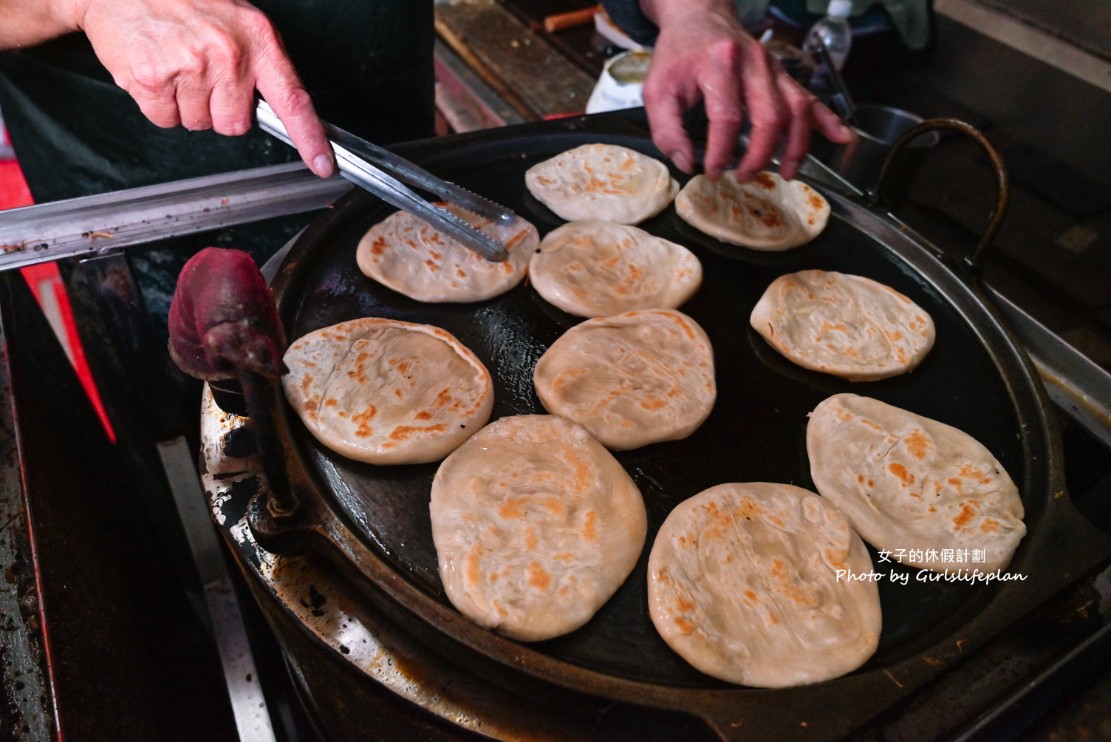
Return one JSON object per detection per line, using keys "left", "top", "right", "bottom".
{"left": 273, "top": 127, "right": 1030, "bottom": 689}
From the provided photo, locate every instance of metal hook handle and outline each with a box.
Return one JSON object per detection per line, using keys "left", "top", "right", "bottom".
{"left": 865, "top": 118, "right": 1010, "bottom": 271}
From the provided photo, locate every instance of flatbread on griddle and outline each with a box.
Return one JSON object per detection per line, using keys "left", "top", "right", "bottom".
{"left": 529, "top": 220, "right": 703, "bottom": 318}
{"left": 750, "top": 270, "right": 935, "bottom": 381}
{"left": 355, "top": 204, "right": 536, "bottom": 303}
{"left": 675, "top": 170, "right": 830, "bottom": 250}
{"left": 525, "top": 143, "right": 679, "bottom": 224}
{"left": 807, "top": 393, "right": 1026, "bottom": 574}
{"left": 430, "top": 414, "right": 647, "bottom": 641}
{"left": 282, "top": 318, "right": 493, "bottom": 465}
{"left": 648, "top": 482, "right": 881, "bottom": 688}
{"left": 533, "top": 309, "right": 716, "bottom": 450}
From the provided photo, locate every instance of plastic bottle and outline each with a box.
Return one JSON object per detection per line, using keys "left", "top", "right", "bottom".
{"left": 803, "top": 0, "right": 854, "bottom": 72}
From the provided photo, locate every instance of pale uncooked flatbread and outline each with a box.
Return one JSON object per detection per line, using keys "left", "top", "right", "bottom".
{"left": 533, "top": 309, "right": 716, "bottom": 450}
{"left": 525, "top": 143, "right": 679, "bottom": 224}
{"left": 355, "top": 204, "right": 536, "bottom": 303}
{"left": 807, "top": 393, "right": 1026, "bottom": 574}
{"left": 430, "top": 414, "right": 647, "bottom": 641}
{"left": 675, "top": 170, "right": 830, "bottom": 250}
{"left": 750, "top": 270, "right": 936, "bottom": 381}
{"left": 529, "top": 220, "right": 703, "bottom": 318}
{"left": 648, "top": 482, "right": 881, "bottom": 688}
{"left": 282, "top": 318, "right": 493, "bottom": 465}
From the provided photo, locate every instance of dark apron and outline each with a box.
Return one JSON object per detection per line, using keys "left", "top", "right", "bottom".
{"left": 0, "top": 0, "right": 435, "bottom": 319}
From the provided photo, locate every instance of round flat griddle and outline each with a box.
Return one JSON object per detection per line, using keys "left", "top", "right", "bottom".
{"left": 249, "top": 112, "right": 1109, "bottom": 740}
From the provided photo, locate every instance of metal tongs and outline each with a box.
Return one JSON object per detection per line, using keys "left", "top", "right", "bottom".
{"left": 256, "top": 99, "right": 514, "bottom": 261}
{"left": 808, "top": 37, "right": 856, "bottom": 124}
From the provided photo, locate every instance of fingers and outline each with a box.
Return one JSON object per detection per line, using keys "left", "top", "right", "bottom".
{"left": 126, "top": 84, "right": 183, "bottom": 129}
{"left": 813, "top": 101, "right": 856, "bottom": 144}
{"left": 250, "top": 19, "right": 333, "bottom": 177}
{"left": 776, "top": 117, "right": 811, "bottom": 181}
{"left": 83, "top": 0, "right": 333, "bottom": 177}
{"left": 774, "top": 76, "right": 855, "bottom": 179}
{"left": 772, "top": 77, "right": 816, "bottom": 180}
{"left": 642, "top": 40, "right": 705, "bottom": 175}
{"left": 698, "top": 42, "right": 746, "bottom": 179}
{"left": 200, "top": 27, "right": 253, "bottom": 136}
{"left": 730, "top": 44, "right": 787, "bottom": 182}
{"left": 641, "top": 8, "right": 857, "bottom": 184}
{"left": 644, "top": 86, "right": 696, "bottom": 174}
{"left": 175, "top": 74, "right": 216, "bottom": 132}
{"left": 258, "top": 84, "right": 333, "bottom": 178}
{"left": 114, "top": 47, "right": 188, "bottom": 129}
{"left": 255, "top": 72, "right": 333, "bottom": 177}
{"left": 209, "top": 77, "right": 255, "bottom": 136}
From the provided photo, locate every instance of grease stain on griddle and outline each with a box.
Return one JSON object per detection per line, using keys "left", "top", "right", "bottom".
{"left": 303, "top": 584, "right": 328, "bottom": 618}
{"left": 222, "top": 426, "right": 258, "bottom": 460}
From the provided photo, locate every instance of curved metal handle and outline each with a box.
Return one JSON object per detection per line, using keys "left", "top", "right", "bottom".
{"left": 865, "top": 118, "right": 1010, "bottom": 270}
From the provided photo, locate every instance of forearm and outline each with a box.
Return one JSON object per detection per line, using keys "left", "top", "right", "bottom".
{"left": 637, "top": 0, "right": 742, "bottom": 29}
{"left": 0, "top": 0, "right": 87, "bottom": 49}
{"left": 600, "top": 0, "right": 742, "bottom": 45}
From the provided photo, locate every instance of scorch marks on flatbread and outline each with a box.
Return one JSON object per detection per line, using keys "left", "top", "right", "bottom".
{"left": 530, "top": 220, "right": 703, "bottom": 318}
{"left": 648, "top": 482, "right": 881, "bottom": 688}
{"left": 807, "top": 394, "right": 1025, "bottom": 574}
{"left": 355, "top": 204, "right": 536, "bottom": 303}
{"left": 282, "top": 318, "right": 493, "bottom": 465}
{"left": 750, "top": 270, "right": 935, "bottom": 381}
{"left": 430, "top": 414, "right": 647, "bottom": 642}
{"left": 524, "top": 143, "right": 679, "bottom": 224}
{"left": 675, "top": 170, "right": 830, "bottom": 250}
{"left": 533, "top": 309, "right": 716, "bottom": 450}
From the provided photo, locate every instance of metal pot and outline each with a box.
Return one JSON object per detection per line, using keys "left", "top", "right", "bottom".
{"left": 811, "top": 103, "right": 940, "bottom": 200}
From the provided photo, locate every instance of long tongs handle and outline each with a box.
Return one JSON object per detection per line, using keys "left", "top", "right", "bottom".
{"left": 320, "top": 121, "right": 516, "bottom": 226}
{"left": 255, "top": 100, "right": 509, "bottom": 262}
{"left": 810, "top": 37, "right": 855, "bottom": 123}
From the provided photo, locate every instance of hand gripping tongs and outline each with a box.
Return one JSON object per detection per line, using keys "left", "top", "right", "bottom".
{"left": 256, "top": 99, "right": 514, "bottom": 261}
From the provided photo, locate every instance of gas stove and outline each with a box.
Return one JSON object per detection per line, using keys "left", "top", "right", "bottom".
{"left": 2, "top": 117, "right": 1110, "bottom": 739}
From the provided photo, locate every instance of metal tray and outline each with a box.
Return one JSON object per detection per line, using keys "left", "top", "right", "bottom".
{"left": 248, "top": 112, "right": 1111, "bottom": 739}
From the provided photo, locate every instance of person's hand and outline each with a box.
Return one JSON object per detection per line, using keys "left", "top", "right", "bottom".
{"left": 77, "top": 0, "right": 335, "bottom": 177}
{"left": 640, "top": 0, "right": 853, "bottom": 181}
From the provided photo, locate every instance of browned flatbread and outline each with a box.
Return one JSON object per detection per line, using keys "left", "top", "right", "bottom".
{"left": 282, "top": 318, "right": 493, "bottom": 465}
{"left": 533, "top": 309, "right": 716, "bottom": 450}
{"left": 525, "top": 143, "right": 679, "bottom": 224}
{"left": 807, "top": 393, "right": 1026, "bottom": 574}
{"left": 355, "top": 204, "right": 536, "bottom": 303}
{"left": 750, "top": 270, "right": 935, "bottom": 381}
{"left": 430, "top": 414, "right": 647, "bottom": 641}
{"left": 529, "top": 220, "right": 702, "bottom": 317}
{"left": 675, "top": 170, "right": 830, "bottom": 250}
{"left": 648, "top": 482, "right": 881, "bottom": 687}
